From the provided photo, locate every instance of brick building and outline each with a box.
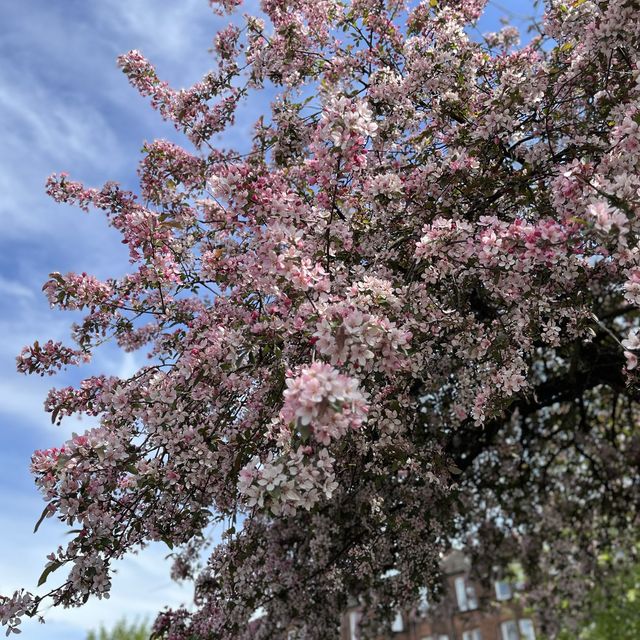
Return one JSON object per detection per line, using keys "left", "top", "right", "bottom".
{"left": 341, "top": 550, "right": 537, "bottom": 640}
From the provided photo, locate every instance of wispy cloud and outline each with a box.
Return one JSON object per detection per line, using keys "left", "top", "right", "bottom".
{"left": 0, "top": 274, "right": 35, "bottom": 301}
{"left": 0, "top": 1, "right": 222, "bottom": 636}
{"left": 95, "top": 0, "right": 222, "bottom": 71}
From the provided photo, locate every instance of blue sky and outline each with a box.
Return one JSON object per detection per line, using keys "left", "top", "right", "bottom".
{"left": 0, "top": 1, "right": 538, "bottom": 638}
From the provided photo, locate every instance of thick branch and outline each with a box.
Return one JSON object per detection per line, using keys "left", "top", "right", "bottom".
{"left": 448, "top": 341, "right": 634, "bottom": 473}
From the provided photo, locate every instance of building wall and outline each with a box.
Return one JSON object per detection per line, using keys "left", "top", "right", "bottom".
{"left": 340, "top": 552, "right": 537, "bottom": 640}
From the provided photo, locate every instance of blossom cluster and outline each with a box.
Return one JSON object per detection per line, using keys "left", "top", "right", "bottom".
{"left": 279, "top": 362, "right": 368, "bottom": 445}
{"left": 238, "top": 447, "right": 338, "bottom": 515}
{"left": 314, "top": 307, "right": 411, "bottom": 373}
{"left": 117, "top": 50, "right": 241, "bottom": 146}
{"left": 16, "top": 340, "right": 88, "bottom": 377}
{"left": 0, "top": 591, "right": 35, "bottom": 636}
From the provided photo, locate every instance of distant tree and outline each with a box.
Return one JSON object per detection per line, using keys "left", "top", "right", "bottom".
{"left": 87, "top": 619, "right": 149, "bottom": 640}
{"left": 557, "top": 557, "right": 640, "bottom": 640}
{"left": 1, "top": 0, "right": 640, "bottom": 639}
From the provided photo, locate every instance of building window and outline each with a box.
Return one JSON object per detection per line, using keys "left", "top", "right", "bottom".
{"left": 495, "top": 580, "right": 513, "bottom": 601}
{"left": 500, "top": 620, "right": 519, "bottom": 640}
{"left": 467, "top": 582, "right": 478, "bottom": 609}
{"left": 455, "top": 577, "right": 467, "bottom": 610}
{"left": 455, "top": 576, "right": 478, "bottom": 611}
{"left": 348, "top": 611, "right": 360, "bottom": 640}
{"left": 462, "top": 629, "right": 482, "bottom": 640}
{"left": 519, "top": 619, "right": 536, "bottom": 640}
{"left": 417, "top": 587, "right": 430, "bottom": 615}
{"left": 391, "top": 611, "right": 404, "bottom": 633}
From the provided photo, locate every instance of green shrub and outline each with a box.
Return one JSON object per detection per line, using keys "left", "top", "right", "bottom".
{"left": 86, "top": 619, "right": 149, "bottom": 640}
{"left": 557, "top": 561, "right": 640, "bottom": 640}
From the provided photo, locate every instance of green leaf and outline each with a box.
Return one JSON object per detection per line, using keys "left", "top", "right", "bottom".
{"left": 298, "top": 422, "right": 312, "bottom": 442}
{"left": 38, "top": 560, "right": 62, "bottom": 587}
{"left": 33, "top": 504, "right": 52, "bottom": 534}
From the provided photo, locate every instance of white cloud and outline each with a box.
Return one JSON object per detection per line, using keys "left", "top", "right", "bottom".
{"left": 95, "top": 0, "right": 218, "bottom": 69}
{"left": 0, "top": 72, "right": 121, "bottom": 170}
{"left": 0, "top": 275, "right": 35, "bottom": 301}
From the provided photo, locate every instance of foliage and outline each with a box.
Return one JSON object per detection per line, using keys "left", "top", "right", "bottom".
{"left": 556, "top": 559, "right": 640, "bottom": 640}
{"left": 2, "top": 0, "right": 640, "bottom": 639}
{"left": 87, "top": 619, "right": 150, "bottom": 640}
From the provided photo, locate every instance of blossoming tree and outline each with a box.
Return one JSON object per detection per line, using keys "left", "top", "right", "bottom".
{"left": 2, "top": 0, "right": 640, "bottom": 637}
